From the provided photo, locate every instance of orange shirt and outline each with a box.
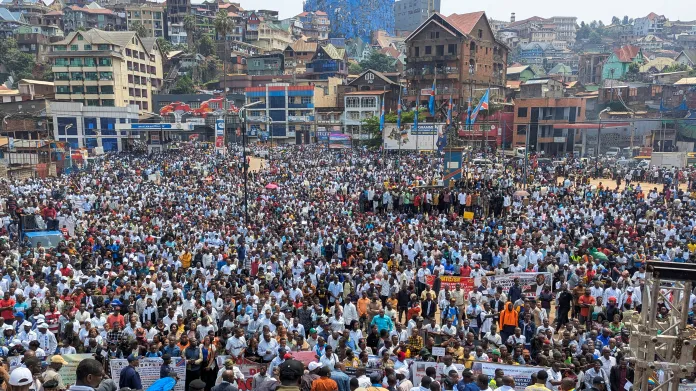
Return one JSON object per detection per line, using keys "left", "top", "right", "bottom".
{"left": 578, "top": 295, "right": 595, "bottom": 317}
{"left": 310, "top": 377, "right": 338, "bottom": 391}
{"left": 357, "top": 298, "right": 370, "bottom": 317}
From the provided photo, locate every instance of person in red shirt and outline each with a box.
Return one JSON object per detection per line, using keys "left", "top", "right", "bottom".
{"left": 460, "top": 263, "right": 472, "bottom": 277}
{"left": 106, "top": 307, "right": 126, "bottom": 329}
{"left": 0, "top": 292, "right": 15, "bottom": 324}
{"left": 578, "top": 289, "right": 596, "bottom": 328}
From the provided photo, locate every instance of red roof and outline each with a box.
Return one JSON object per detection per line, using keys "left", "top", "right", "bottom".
{"left": 218, "top": 3, "right": 231, "bottom": 8}
{"left": 614, "top": 45, "right": 641, "bottom": 62}
{"left": 445, "top": 11, "right": 485, "bottom": 35}
{"left": 68, "top": 5, "right": 114, "bottom": 14}
{"left": 297, "top": 11, "right": 308, "bottom": 17}
{"left": 315, "top": 11, "right": 327, "bottom": 15}
{"left": 380, "top": 47, "right": 400, "bottom": 59}
{"left": 44, "top": 10, "right": 63, "bottom": 15}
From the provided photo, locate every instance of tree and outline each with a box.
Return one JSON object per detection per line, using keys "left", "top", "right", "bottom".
{"left": 611, "top": 16, "right": 620, "bottom": 25}
{"left": 359, "top": 51, "right": 396, "bottom": 73}
{"left": 198, "top": 35, "right": 215, "bottom": 57}
{"left": 214, "top": 10, "right": 232, "bottom": 92}
{"left": 622, "top": 16, "right": 629, "bottom": 25}
{"left": 183, "top": 15, "right": 197, "bottom": 52}
{"left": 156, "top": 37, "right": 172, "bottom": 56}
{"left": 590, "top": 20, "right": 598, "bottom": 29}
{"left": 589, "top": 31, "right": 602, "bottom": 44}
{"left": 0, "top": 38, "right": 36, "bottom": 85}
{"left": 348, "top": 62, "right": 363, "bottom": 74}
{"left": 130, "top": 21, "right": 149, "bottom": 38}
{"left": 598, "top": 20, "right": 605, "bottom": 28}
{"left": 171, "top": 75, "right": 195, "bottom": 94}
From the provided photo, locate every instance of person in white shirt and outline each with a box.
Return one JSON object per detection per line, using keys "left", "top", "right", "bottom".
{"left": 225, "top": 328, "right": 247, "bottom": 358}
{"left": 257, "top": 333, "right": 279, "bottom": 362}
{"left": 36, "top": 323, "right": 57, "bottom": 355}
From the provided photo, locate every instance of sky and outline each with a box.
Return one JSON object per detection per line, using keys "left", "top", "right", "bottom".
{"left": 238, "top": 0, "right": 696, "bottom": 25}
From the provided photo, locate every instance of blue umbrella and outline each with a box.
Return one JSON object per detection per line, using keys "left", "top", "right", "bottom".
{"left": 146, "top": 377, "right": 176, "bottom": 391}
{"left": 109, "top": 299, "right": 123, "bottom": 307}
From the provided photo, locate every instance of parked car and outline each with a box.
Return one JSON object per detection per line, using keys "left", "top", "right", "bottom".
{"left": 606, "top": 147, "right": 621, "bottom": 158}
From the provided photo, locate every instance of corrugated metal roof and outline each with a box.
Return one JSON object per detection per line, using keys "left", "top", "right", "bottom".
{"left": 675, "top": 77, "right": 696, "bottom": 85}
{"left": 506, "top": 65, "right": 530, "bottom": 74}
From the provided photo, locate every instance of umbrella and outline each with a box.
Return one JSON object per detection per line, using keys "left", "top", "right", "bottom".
{"left": 513, "top": 190, "right": 530, "bottom": 197}
{"left": 109, "top": 299, "right": 123, "bottom": 307}
{"left": 147, "top": 377, "right": 177, "bottom": 391}
{"left": 265, "top": 183, "right": 279, "bottom": 190}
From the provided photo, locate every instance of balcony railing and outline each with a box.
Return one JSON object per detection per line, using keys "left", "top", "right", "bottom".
{"left": 405, "top": 66, "right": 459, "bottom": 77}
{"left": 288, "top": 115, "right": 311, "bottom": 122}
{"left": 246, "top": 116, "right": 267, "bottom": 122}
{"left": 408, "top": 54, "right": 459, "bottom": 62}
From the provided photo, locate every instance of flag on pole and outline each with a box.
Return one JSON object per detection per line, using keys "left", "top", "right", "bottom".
{"left": 379, "top": 96, "right": 385, "bottom": 133}
{"left": 469, "top": 89, "right": 490, "bottom": 126}
{"left": 428, "top": 69, "right": 436, "bottom": 116}
{"left": 465, "top": 97, "right": 472, "bottom": 129}
{"left": 446, "top": 95, "right": 452, "bottom": 125}
{"left": 396, "top": 94, "right": 402, "bottom": 131}
{"left": 413, "top": 104, "right": 418, "bottom": 133}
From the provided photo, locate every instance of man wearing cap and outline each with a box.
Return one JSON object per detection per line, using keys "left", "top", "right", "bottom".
{"left": 190, "top": 379, "right": 208, "bottom": 391}
{"left": 523, "top": 370, "right": 551, "bottom": 391}
{"left": 216, "top": 359, "right": 245, "bottom": 386}
{"left": 17, "top": 321, "right": 37, "bottom": 349}
{"left": 119, "top": 355, "right": 142, "bottom": 390}
{"left": 36, "top": 323, "right": 57, "bottom": 355}
{"left": 10, "top": 367, "right": 34, "bottom": 391}
{"left": 589, "top": 376, "right": 606, "bottom": 391}
{"left": 278, "top": 360, "right": 305, "bottom": 391}
{"left": 42, "top": 355, "right": 68, "bottom": 391}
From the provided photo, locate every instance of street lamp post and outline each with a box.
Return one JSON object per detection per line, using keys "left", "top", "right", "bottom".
{"left": 239, "top": 100, "right": 263, "bottom": 224}
{"left": 595, "top": 107, "right": 611, "bottom": 177}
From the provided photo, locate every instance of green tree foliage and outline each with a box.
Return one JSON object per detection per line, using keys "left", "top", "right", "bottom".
{"left": 611, "top": 16, "right": 620, "bottom": 25}
{"left": 359, "top": 51, "right": 396, "bottom": 73}
{"left": 348, "top": 62, "right": 363, "bottom": 74}
{"left": 589, "top": 31, "right": 602, "bottom": 44}
{"left": 171, "top": 75, "right": 195, "bottom": 94}
{"left": 183, "top": 15, "right": 197, "bottom": 52}
{"left": 198, "top": 35, "right": 215, "bottom": 57}
{"left": 130, "top": 21, "right": 149, "bottom": 38}
{"left": 156, "top": 37, "right": 173, "bottom": 56}
{"left": 0, "top": 38, "right": 36, "bottom": 84}
{"left": 622, "top": 16, "right": 629, "bottom": 25}
{"left": 662, "top": 63, "right": 690, "bottom": 73}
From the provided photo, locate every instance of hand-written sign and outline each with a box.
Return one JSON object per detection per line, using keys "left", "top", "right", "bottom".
{"left": 110, "top": 357, "right": 186, "bottom": 391}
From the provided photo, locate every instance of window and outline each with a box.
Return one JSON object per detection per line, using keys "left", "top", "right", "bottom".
{"left": 86, "top": 86, "right": 98, "bottom": 94}
{"left": 56, "top": 86, "right": 70, "bottom": 93}
{"left": 99, "top": 72, "right": 113, "bottom": 80}
{"left": 98, "top": 58, "right": 112, "bottom": 66}
{"left": 85, "top": 72, "right": 97, "bottom": 80}
{"left": 55, "top": 58, "right": 69, "bottom": 66}
{"left": 516, "top": 125, "right": 527, "bottom": 135}
{"left": 55, "top": 72, "right": 69, "bottom": 80}
{"left": 517, "top": 107, "right": 528, "bottom": 117}
{"left": 101, "top": 86, "right": 114, "bottom": 94}
{"left": 436, "top": 45, "right": 444, "bottom": 56}
{"left": 77, "top": 34, "right": 83, "bottom": 41}
{"left": 70, "top": 58, "right": 83, "bottom": 66}
{"left": 71, "top": 45, "right": 78, "bottom": 51}
{"left": 447, "top": 44, "right": 456, "bottom": 55}
{"left": 301, "top": 96, "right": 311, "bottom": 104}
{"left": 346, "top": 97, "right": 359, "bottom": 108}
{"left": 71, "top": 72, "right": 83, "bottom": 81}
{"left": 478, "top": 29, "right": 483, "bottom": 38}
{"left": 54, "top": 45, "right": 66, "bottom": 51}
{"left": 430, "top": 31, "right": 439, "bottom": 39}
{"left": 86, "top": 99, "right": 99, "bottom": 106}
{"left": 72, "top": 86, "right": 84, "bottom": 94}
{"left": 84, "top": 58, "right": 96, "bottom": 66}
{"left": 425, "top": 46, "right": 431, "bottom": 55}
{"left": 360, "top": 97, "right": 376, "bottom": 108}
{"left": 84, "top": 44, "right": 92, "bottom": 50}
{"left": 97, "top": 44, "right": 109, "bottom": 50}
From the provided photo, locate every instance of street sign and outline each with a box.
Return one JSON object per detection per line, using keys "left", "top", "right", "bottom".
{"left": 420, "top": 88, "right": 433, "bottom": 96}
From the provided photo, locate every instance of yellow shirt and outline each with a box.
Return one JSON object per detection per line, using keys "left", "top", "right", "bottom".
{"left": 180, "top": 252, "right": 192, "bottom": 268}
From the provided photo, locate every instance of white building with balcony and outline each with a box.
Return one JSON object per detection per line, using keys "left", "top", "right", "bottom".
{"left": 344, "top": 91, "right": 386, "bottom": 140}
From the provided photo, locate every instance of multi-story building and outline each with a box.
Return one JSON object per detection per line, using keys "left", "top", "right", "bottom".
{"left": 635, "top": 34, "right": 664, "bottom": 51}
{"left": 305, "top": 43, "right": 347, "bottom": 80}
{"left": 252, "top": 21, "right": 293, "bottom": 52}
{"left": 297, "top": 11, "right": 329, "bottom": 42}
{"left": 49, "top": 29, "right": 164, "bottom": 112}
{"left": 244, "top": 83, "right": 315, "bottom": 144}
{"left": 49, "top": 101, "right": 140, "bottom": 151}
{"left": 343, "top": 91, "right": 385, "bottom": 139}
{"left": 548, "top": 16, "right": 577, "bottom": 42}
{"left": 2, "top": 0, "right": 51, "bottom": 26}
{"left": 43, "top": 10, "right": 63, "bottom": 31}
{"left": 0, "top": 7, "right": 25, "bottom": 38}
{"left": 602, "top": 45, "right": 644, "bottom": 80}
{"left": 167, "top": 0, "right": 189, "bottom": 45}
{"left": 125, "top": 4, "right": 166, "bottom": 38}
{"left": 303, "top": 0, "right": 394, "bottom": 41}
{"left": 63, "top": 5, "right": 125, "bottom": 33}
{"left": 244, "top": 12, "right": 260, "bottom": 41}
{"left": 403, "top": 11, "right": 507, "bottom": 115}
{"left": 393, "top": 0, "right": 440, "bottom": 33}
{"left": 16, "top": 25, "right": 63, "bottom": 63}
{"left": 283, "top": 41, "right": 318, "bottom": 75}
{"left": 247, "top": 53, "right": 284, "bottom": 76}
{"left": 634, "top": 12, "right": 666, "bottom": 36}
{"left": 511, "top": 94, "right": 588, "bottom": 156}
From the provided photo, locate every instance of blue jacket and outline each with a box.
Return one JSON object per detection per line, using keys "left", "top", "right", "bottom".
{"left": 330, "top": 371, "right": 351, "bottom": 391}
{"left": 119, "top": 365, "right": 142, "bottom": 390}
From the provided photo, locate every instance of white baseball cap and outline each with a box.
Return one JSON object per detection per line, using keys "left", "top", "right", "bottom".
{"left": 9, "top": 367, "right": 33, "bottom": 386}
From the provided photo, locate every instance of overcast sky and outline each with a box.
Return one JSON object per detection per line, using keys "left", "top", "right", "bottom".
{"left": 239, "top": 0, "right": 695, "bottom": 25}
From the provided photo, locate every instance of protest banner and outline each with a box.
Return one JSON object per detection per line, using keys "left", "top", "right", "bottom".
{"left": 471, "top": 362, "right": 549, "bottom": 391}
{"left": 54, "top": 354, "right": 92, "bottom": 387}
{"left": 425, "top": 273, "right": 552, "bottom": 299}
{"left": 111, "top": 357, "right": 186, "bottom": 391}
{"left": 411, "top": 361, "right": 465, "bottom": 386}
{"left": 291, "top": 351, "right": 318, "bottom": 366}
{"left": 488, "top": 273, "right": 552, "bottom": 298}
{"left": 343, "top": 355, "right": 382, "bottom": 379}
{"left": 217, "top": 355, "right": 264, "bottom": 391}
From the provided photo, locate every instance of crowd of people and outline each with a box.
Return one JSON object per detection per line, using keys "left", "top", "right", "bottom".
{"left": 0, "top": 143, "right": 693, "bottom": 391}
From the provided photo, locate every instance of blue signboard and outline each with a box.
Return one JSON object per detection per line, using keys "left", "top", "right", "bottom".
{"left": 130, "top": 123, "right": 174, "bottom": 130}
{"left": 411, "top": 124, "right": 439, "bottom": 135}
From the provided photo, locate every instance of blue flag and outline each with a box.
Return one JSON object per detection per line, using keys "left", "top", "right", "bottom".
{"left": 446, "top": 95, "right": 452, "bottom": 125}
{"left": 413, "top": 105, "right": 418, "bottom": 134}
{"left": 379, "top": 96, "right": 385, "bottom": 133}
{"left": 429, "top": 68, "right": 436, "bottom": 116}
{"left": 396, "top": 94, "right": 402, "bottom": 131}
{"left": 470, "top": 89, "right": 490, "bottom": 126}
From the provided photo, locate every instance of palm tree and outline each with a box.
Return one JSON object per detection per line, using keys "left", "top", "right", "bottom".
{"left": 214, "top": 10, "right": 232, "bottom": 98}
{"left": 183, "top": 15, "right": 196, "bottom": 52}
